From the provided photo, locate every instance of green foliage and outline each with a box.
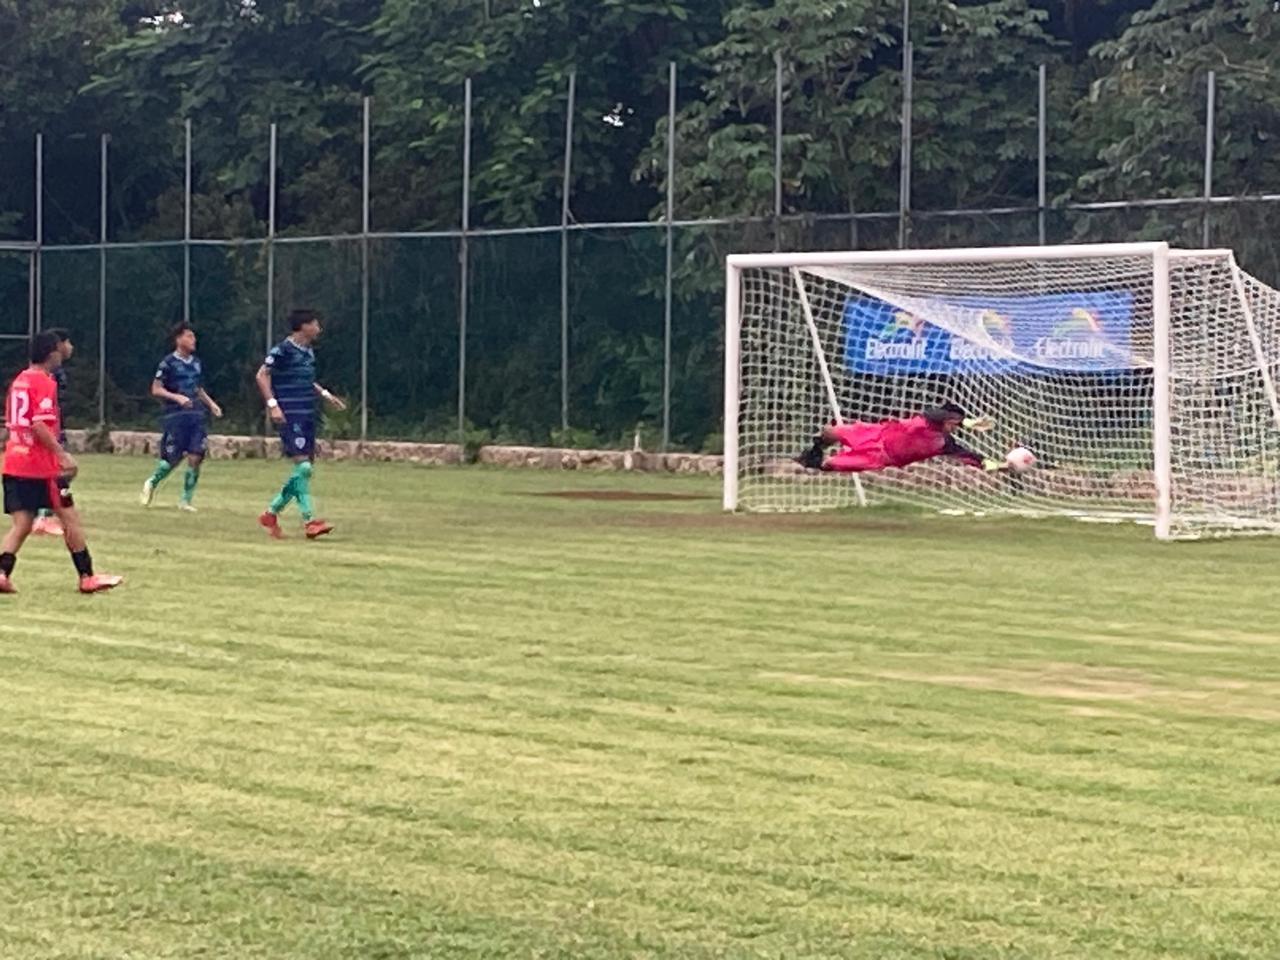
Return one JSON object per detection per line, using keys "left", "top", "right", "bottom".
{"left": 0, "top": 0, "right": 1278, "bottom": 448}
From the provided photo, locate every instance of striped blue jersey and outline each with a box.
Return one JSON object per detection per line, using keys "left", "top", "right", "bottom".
{"left": 154, "top": 352, "right": 205, "bottom": 417}
{"left": 264, "top": 338, "right": 317, "bottom": 420}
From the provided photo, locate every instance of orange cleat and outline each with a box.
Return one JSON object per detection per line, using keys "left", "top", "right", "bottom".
{"left": 32, "top": 515, "right": 64, "bottom": 537}
{"left": 258, "top": 510, "right": 283, "bottom": 539}
{"left": 79, "top": 573, "right": 123, "bottom": 594}
{"left": 0, "top": 574, "right": 15, "bottom": 594}
{"left": 304, "top": 519, "right": 334, "bottom": 540}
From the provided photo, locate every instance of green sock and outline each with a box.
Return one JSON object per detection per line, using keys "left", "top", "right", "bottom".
{"left": 268, "top": 474, "right": 296, "bottom": 515}
{"left": 148, "top": 460, "right": 174, "bottom": 487}
{"left": 181, "top": 465, "right": 200, "bottom": 503}
{"left": 294, "top": 461, "right": 314, "bottom": 521}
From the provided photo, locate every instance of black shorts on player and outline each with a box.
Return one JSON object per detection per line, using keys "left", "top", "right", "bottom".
{"left": 3, "top": 475, "right": 73, "bottom": 515}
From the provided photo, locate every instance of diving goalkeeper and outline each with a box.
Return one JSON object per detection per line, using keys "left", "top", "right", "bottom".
{"left": 795, "top": 402, "right": 1011, "bottom": 473}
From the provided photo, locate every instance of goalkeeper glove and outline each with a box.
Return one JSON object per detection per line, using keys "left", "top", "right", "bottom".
{"left": 981, "top": 457, "right": 1008, "bottom": 472}
{"left": 962, "top": 415, "right": 995, "bottom": 432}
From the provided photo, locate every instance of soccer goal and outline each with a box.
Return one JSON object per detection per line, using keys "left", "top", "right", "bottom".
{"left": 723, "top": 242, "right": 1280, "bottom": 540}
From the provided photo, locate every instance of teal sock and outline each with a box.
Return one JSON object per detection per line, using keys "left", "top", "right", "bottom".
{"left": 294, "top": 461, "right": 314, "bottom": 521}
{"left": 268, "top": 473, "right": 297, "bottom": 514}
{"left": 181, "top": 465, "right": 200, "bottom": 503}
{"left": 148, "top": 460, "right": 174, "bottom": 487}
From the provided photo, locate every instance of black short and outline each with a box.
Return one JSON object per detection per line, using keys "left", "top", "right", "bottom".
{"left": 3, "top": 475, "right": 73, "bottom": 515}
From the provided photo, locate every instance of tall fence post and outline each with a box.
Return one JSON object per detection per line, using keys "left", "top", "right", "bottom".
{"left": 662, "top": 61, "right": 676, "bottom": 452}
{"left": 773, "top": 51, "right": 783, "bottom": 252}
{"left": 184, "top": 118, "right": 192, "bottom": 324}
{"left": 560, "top": 70, "right": 576, "bottom": 434}
{"left": 98, "top": 134, "right": 109, "bottom": 429}
{"left": 360, "top": 96, "right": 371, "bottom": 443}
{"left": 458, "top": 77, "right": 473, "bottom": 449}
{"left": 266, "top": 123, "right": 277, "bottom": 362}
{"left": 29, "top": 133, "right": 42, "bottom": 337}
{"left": 1038, "top": 64, "right": 1047, "bottom": 245}
{"left": 898, "top": 41, "right": 914, "bottom": 249}
{"left": 1203, "top": 70, "right": 1216, "bottom": 249}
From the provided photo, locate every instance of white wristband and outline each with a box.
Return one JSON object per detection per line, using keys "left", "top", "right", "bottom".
{"left": 266, "top": 398, "right": 279, "bottom": 409}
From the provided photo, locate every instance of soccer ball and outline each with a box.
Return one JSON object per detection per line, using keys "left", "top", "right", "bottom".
{"left": 1005, "top": 446, "right": 1036, "bottom": 472}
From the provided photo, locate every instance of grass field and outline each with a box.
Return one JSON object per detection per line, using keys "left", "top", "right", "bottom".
{"left": 2, "top": 455, "right": 1279, "bottom": 959}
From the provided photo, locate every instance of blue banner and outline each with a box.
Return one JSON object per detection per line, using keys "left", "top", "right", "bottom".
{"left": 842, "top": 290, "right": 1135, "bottom": 375}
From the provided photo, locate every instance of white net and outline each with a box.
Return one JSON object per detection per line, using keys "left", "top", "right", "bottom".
{"left": 728, "top": 245, "right": 1280, "bottom": 539}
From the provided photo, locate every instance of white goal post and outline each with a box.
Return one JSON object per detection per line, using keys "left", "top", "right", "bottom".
{"left": 723, "top": 242, "right": 1280, "bottom": 540}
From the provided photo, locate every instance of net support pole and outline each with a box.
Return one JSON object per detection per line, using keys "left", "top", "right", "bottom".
{"left": 360, "top": 96, "right": 371, "bottom": 443}
{"left": 184, "top": 118, "right": 192, "bottom": 325}
{"left": 662, "top": 61, "right": 676, "bottom": 451}
{"left": 898, "top": 42, "right": 914, "bottom": 249}
{"left": 559, "top": 70, "right": 576, "bottom": 434}
{"left": 98, "top": 133, "right": 108, "bottom": 430}
{"left": 1037, "top": 64, "right": 1047, "bottom": 246}
{"left": 1151, "top": 244, "right": 1173, "bottom": 540}
{"left": 722, "top": 261, "right": 740, "bottom": 511}
{"left": 1202, "top": 70, "right": 1216, "bottom": 249}
{"left": 1228, "top": 254, "right": 1280, "bottom": 433}
{"left": 458, "top": 77, "right": 472, "bottom": 448}
{"left": 789, "top": 267, "right": 866, "bottom": 507}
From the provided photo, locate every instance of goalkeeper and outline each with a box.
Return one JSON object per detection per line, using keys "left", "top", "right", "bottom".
{"left": 795, "top": 402, "right": 1011, "bottom": 473}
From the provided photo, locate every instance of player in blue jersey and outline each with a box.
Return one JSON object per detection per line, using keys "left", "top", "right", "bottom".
{"left": 141, "top": 323, "right": 223, "bottom": 511}
{"left": 32, "top": 328, "right": 75, "bottom": 537}
{"left": 255, "top": 308, "right": 346, "bottom": 539}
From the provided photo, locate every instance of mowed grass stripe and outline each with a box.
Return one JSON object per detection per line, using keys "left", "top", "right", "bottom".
{"left": 1, "top": 456, "right": 1279, "bottom": 958}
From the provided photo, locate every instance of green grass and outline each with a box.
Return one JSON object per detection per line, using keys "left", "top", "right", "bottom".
{"left": 2, "top": 455, "right": 1280, "bottom": 959}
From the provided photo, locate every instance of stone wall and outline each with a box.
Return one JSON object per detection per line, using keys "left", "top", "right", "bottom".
{"left": 62, "top": 430, "right": 725, "bottom": 476}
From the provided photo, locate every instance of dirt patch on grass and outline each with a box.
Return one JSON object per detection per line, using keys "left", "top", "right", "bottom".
{"left": 529, "top": 490, "right": 716, "bottom": 502}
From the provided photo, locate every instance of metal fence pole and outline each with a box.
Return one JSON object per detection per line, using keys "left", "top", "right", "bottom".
{"left": 560, "top": 70, "right": 576, "bottom": 434}
{"left": 267, "top": 123, "right": 277, "bottom": 360}
{"left": 184, "top": 118, "right": 192, "bottom": 324}
{"left": 898, "top": 41, "right": 914, "bottom": 249}
{"left": 98, "top": 134, "right": 108, "bottom": 428}
{"left": 1203, "top": 70, "right": 1216, "bottom": 249}
{"left": 360, "top": 96, "right": 371, "bottom": 443}
{"left": 458, "top": 77, "right": 472, "bottom": 448}
{"left": 30, "top": 133, "right": 42, "bottom": 337}
{"left": 773, "top": 51, "right": 783, "bottom": 251}
{"left": 662, "top": 61, "right": 676, "bottom": 451}
{"left": 1038, "top": 64, "right": 1047, "bottom": 245}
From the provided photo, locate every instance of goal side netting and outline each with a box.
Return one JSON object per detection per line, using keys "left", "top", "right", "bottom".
{"left": 723, "top": 243, "right": 1280, "bottom": 540}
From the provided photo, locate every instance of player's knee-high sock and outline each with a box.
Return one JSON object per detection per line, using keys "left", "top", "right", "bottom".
{"left": 181, "top": 465, "right": 201, "bottom": 504}
{"left": 148, "top": 460, "right": 175, "bottom": 487}
{"left": 294, "top": 461, "right": 315, "bottom": 521}
{"left": 268, "top": 471, "right": 297, "bottom": 515}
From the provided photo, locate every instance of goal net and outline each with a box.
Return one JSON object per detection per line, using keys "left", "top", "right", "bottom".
{"left": 724, "top": 243, "right": 1280, "bottom": 540}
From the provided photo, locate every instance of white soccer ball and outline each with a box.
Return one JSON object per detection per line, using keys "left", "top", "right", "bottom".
{"left": 1005, "top": 446, "right": 1036, "bottom": 472}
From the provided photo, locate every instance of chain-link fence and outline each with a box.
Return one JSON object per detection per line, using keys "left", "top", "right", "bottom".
{"left": 3, "top": 65, "right": 1278, "bottom": 454}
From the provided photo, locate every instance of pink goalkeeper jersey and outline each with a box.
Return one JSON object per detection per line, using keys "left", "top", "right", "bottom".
{"left": 827, "top": 415, "right": 982, "bottom": 472}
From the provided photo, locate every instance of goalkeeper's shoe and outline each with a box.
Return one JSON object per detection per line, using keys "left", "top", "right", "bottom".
{"left": 258, "top": 510, "right": 284, "bottom": 539}
{"left": 981, "top": 458, "right": 1008, "bottom": 472}
{"left": 79, "top": 573, "right": 123, "bottom": 594}
{"left": 795, "top": 441, "right": 826, "bottom": 470}
{"left": 140, "top": 478, "right": 156, "bottom": 506}
{"left": 304, "top": 519, "right": 334, "bottom": 540}
{"left": 0, "top": 574, "right": 14, "bottom": 594}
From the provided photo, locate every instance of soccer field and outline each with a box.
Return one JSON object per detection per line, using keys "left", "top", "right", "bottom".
{"left": 2, "top": 456, "right": 1278, "bottom": 959}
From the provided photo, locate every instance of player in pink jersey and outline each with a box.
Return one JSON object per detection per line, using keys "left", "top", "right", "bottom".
{"left": 795, "top": 402, "right": 1011, "bottom": 473}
